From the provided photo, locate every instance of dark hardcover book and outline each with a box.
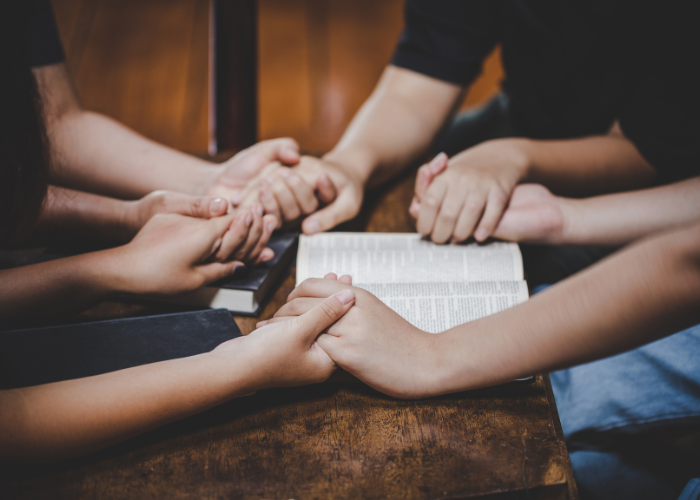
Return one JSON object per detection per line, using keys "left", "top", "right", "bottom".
{"left": 155, "top": 231, "right": 298, "bottom": 315}
{"left": 0, "top": 309, "right": 241, "bottom": 389}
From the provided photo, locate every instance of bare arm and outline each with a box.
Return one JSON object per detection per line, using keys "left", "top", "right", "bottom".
{"left": 35, "top": 186, "right": 233, "bottom": 244}
{"left": 325, "top": 65, "right": 463, "bottom": 187}
{"left": 288, "top": 66, "right": 462, "bottom": 234}
{"left": 436, "top": 221, "right": 700, "bottom": 393}
{"left": 0, "top": 290, "right": 354, "bottom": 462}
{"left": 492, "top": 177, "right": 700, "bottom": 246}
{"left": 33, "top": 64, "right": 300, "bottom": 201}
{"left": 522, "top": 122, "right": 657, "bottom": 195}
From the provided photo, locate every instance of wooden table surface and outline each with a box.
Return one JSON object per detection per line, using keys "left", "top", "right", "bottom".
{"left": 1, "top": 170, "right": 578, "bottom": 499}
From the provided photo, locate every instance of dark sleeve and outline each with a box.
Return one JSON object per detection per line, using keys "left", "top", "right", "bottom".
{"left": 619, "top": 65, "right": 700, "bottom": 182}
{"left": 30, "top": 0, "right": 65, "bottom": 67}
{"left": 391, "top": 0, "right": 498, "bottom": 86}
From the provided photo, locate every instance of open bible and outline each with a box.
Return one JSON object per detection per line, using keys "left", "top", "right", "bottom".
{"left": 296, "top": 233, "right": 528, "bottom": 334}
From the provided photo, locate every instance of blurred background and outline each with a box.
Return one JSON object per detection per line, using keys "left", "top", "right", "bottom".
{"left": 51, "top": 0, "right": 503, "bottom": 156}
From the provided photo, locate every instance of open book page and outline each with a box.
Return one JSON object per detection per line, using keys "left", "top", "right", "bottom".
{"left": 296, "top": 233, "right": 523, "bottom": 285}
{"left": 356, "top": 281, "right": 529, "bottom": 334}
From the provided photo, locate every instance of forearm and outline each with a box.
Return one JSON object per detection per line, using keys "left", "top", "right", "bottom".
{"left": 324, "top": 66, "right": 462, "bottom": 187}
{"left": 0, "top": 250, "right": 121, "bottom": 325}
{"left": 34, "top": 64, "right": 220, "bottom": 199}
{"left": 35, "top": 186, "right": 135, "bottom": 243}
{"left": 0, "top": 346, "right": 255, "bottom": 462}
{"left": 434, "top": 222, "right": 700, "bottom": 393}
{"left": 49, "top": 110, "right": 219, "bottom": 198}
{"left": 561, "top": 176, "right": 700, "bottom": 246}
{"left": 522, "top": 130, "right": 657, "bottom": 195}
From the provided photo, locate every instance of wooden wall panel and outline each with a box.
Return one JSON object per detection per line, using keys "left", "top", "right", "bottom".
{"left": 52, "top": 0, "right": 503, "bottom": 156}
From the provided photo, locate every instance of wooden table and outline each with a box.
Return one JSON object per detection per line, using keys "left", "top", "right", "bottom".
{"left": 1, "top": 170, "right": 578, "bottom": 499}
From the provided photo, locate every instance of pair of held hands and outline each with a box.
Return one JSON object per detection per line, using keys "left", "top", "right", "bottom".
{"left": 225, "top": 273, "right": 433, "bottom": 399}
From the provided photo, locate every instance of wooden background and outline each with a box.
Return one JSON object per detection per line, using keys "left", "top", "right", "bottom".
{"left": 51, "top": 0, "right": 503, "bottom": 156}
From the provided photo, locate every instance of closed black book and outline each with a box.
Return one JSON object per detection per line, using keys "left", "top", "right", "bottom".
{"left": 0, "top": 309, "right": 241, "bottom": 389}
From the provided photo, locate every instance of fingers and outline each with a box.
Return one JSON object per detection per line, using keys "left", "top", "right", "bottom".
{"left": 197, "top": 260, "right": 243, "bottom": 284}
{"left": 259, "top": 181, "right": 283, "bottom": 228}
{"left": 248, "top": 214, "right": 277, "bottom": 264}
{"left": 416, "top": 177, "right": 448, "bottom": 238}
{"left": 189, "top": 196, "right": 229, "bottom": 218}
{"left": 473, "top": 189, "right": 508, "bottom": 242}
{"left": 316, "top": 173, "right": 337, "bottom": 204}
{"left": 255, "top": 137, "right": 300, "bottom": 165}
{"left": 322, "top": 272, "right": 351, "bottom": 285}
{"left": 414, "top": 152, "right": 448, "bottom": 203}
{"left": 288, "top": 277, "right": 354, "bottom": 302}
{"left": 278, "top": 169, "right": 319, "bottom": 214}
{"left": 292, "top": 288, "right": 355, "bottom": 345}
{"left": 430, "top": 180, "right": 471, "bottom": 244}
{"left": 452, "top": 189, "right": 487, "bottom": 243}
{"left": 302, "top": 189, "right": 360, "bottom": 235}
{"left": 275, "top": 297, "right": 323, "bottom": 318}
{"left": 232, "top": 204, "right": 265, "bottom": 262}
{"left": 212, "top": 211, "right": 252, "bottom": 261}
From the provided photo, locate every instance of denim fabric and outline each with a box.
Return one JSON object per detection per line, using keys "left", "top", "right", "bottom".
{"left": 679, "top": 479, "right": 700, "bottom": 500}
{"left": 551, "top": 325, "right": 700, "bottom": 500}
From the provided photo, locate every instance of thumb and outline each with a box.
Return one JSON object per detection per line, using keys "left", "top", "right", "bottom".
{"left": 293, "top": 288, "right": 355, "bottom": 344}
{"left": 257, "top": 138, "right": 300, "bottom": 165}
{"left": 197, "top": 260, "right": 243, "bottom": 283}
{"left": 302, "top": 190, "right": 360, "bottom": 234}
{"left": 316, "top": 173, "right": 337, "bottom": 204}
{"left": 182, "top": 195, "right": 229, "bottom": 218}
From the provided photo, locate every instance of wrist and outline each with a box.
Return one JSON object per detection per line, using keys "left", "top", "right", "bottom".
{"left": 501, "top": 138, "right": 535, "bottom": 181}
{"left": 557, "top": 197, "right": 586, "bottom": 245}
{"left": 116, "top": 200, "right": 142, "bottom": 240}
{"left": 322, "top": 148, "right": 375, "bottom": 187}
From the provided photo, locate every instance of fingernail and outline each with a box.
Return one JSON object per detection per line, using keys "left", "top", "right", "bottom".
{"left": 266, "top": 220, "right": 277, "bottom": 233}
{"left": 334, "top": 289, "right": 355, "bottom": 305}
{"left": 319, "top": 174, "right": 331, "bottom": 187}
{"left": 256, "top": 320, "right": 268, "bottom": 328}
{"left": 210, "top": 197, "right": 226, "bottom": 213}
{"left": 259, "top": 188, "right": 271, "bottom": 201}
{"left": 254, "top": 204, "right": 263, "bottom": 216}
{"left": 409, "top": 199, "right": 420, "bottom": 214}
{"left": 278, "top": 168, "right": 290, "bottom": 179}
{"left": 475, "top": 228, "right": 488, "bottom": 241}
{"left": 245, "top": 213, "right": 253, "bottom": 226}
{"left": 304, "top": 218, "right": 320, "bottom": 234}
{"left": 283, "top": 147, "right": 298, "bottom": 158}
{"left": 419, "top": 166, "right": 430, "bottom": 181}
{"left": 211, "top": 238, "right": 222, "bottom": 253}
{"left": 261, "top": 248, "right": 274, "bottom": 261}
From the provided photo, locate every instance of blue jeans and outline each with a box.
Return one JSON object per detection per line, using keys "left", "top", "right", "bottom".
{"left": 550, "top": 324, "right": 700, "bottom": 500}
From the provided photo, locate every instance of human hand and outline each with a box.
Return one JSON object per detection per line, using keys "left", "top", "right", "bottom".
{"left": 109, "top": 208, "right": 277, "bottom": 295}
{"left": 292, "top": 156, "right": 364, "bottom": 234}
{"left": 121, "top": 190, "right": 231, "bottom": 239}
{"left": 231, "top": 156, "right": 348, "bottom": 234}
{"left": 411, "top": 139, "right": 531, "bottom": 244}
{"left": 203, "top": 138, "right": 301, "bottom": 205}
{"left": 217, "top": 284, "right": 356, "bottom": 389}
{"left": 491, "top": 184, "right": 569, "bottom": 244}
{"left": 266, "top": 277, "right": 438, "bottom": 399}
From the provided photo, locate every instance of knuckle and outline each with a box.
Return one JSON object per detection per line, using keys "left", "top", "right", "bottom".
{"left": 318, "top": 301, "right": 338, "bottom": 322}
{"left": 465, "top": 198, "right": 484, "bottom": 212}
